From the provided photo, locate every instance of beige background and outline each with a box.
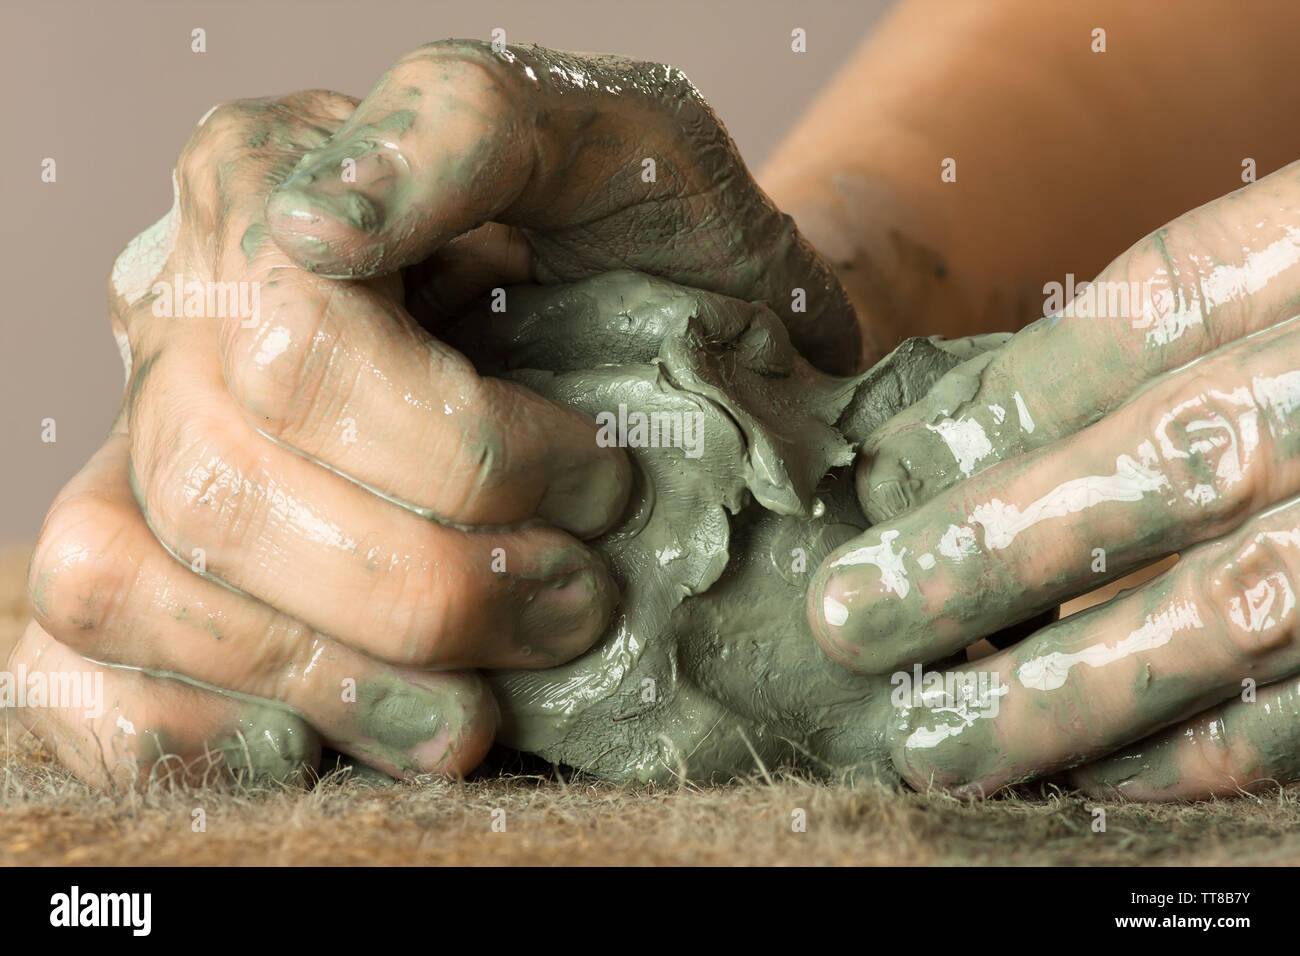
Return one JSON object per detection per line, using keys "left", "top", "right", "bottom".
{"left": 0, "top": 0, "right": 891, "bottom": 544}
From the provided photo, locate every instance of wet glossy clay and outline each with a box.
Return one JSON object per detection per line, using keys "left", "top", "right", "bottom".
{"left": 450, "top": 271, "right": 1008, "bottom": 783}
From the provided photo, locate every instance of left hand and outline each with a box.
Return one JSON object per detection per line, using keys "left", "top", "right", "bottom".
{"left": 808, "top": 157, "right": 1300, "bottom": 800}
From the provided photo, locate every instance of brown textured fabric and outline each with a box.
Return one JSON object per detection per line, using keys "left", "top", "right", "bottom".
{"left": 2, "top": 544, "right": 1297, "bottom": 866}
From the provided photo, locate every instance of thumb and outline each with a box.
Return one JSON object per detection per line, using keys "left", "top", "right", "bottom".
{"left": 265, "top": 40, "right": 533, "bottom": 278}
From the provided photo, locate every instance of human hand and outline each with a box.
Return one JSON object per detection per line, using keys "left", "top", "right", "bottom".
{"left": 22, "top": 36, "right": 863, "bottom": 788}
{"left": 18, "top": 84, "right": 633, "bottom": 785}
{"left": 809, "top": 158, "right": 1300, "bottom": 799}
{"left": 263, "top": 39, "right": 859, "bottom": 373}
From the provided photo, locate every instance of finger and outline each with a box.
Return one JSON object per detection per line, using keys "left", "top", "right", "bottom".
{"left": 7, "top": 620, "right": 320, "bottom": 790}
{"left": 30, "top": 435, "right": 497, "bottom": 777}
{"left": 206, "top": 117, "right": 630, "bottom": 538}
{"left": 859, "top": 158, "right": 1300, "bottom": 522}
{"left": 263, "top": 40, "right": 858, "bottom": 372}
{"left": 1069, "top": 677, "right": 1300, "bottom": 801}
{"left": 885, "top": 493, "right": 1300, "bottom": 796}
{"left": 128, "top": 334, "right": 617, "bottom": 667}
{"left": 812, "top": 315, "right": 1300, "bottom": 673}
{"left": 218, "top": 262, "right": 631, "bottom": 538}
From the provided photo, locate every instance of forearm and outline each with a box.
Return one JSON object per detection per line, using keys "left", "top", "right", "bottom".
{"left": 761, "top": 0, "right": 1300, "bottom": 363}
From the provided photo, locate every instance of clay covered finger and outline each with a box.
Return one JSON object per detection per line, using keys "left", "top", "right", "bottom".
{"left": 264, "top": 40, "right": 858, "bottom": 373}
{"left": 29, "top": 435, "right": 497, "bottom": 777}
{"left": 128, "top": 339, "right": 616, "bottom": 668}
{"left": 218, "top": 257, "right": 632, "bottom": 537}
{"left": 812, "top": 315, "right": 1300, "bottom": 674}
{"left": 858, "top": 158, "right": 1300, "bottom": 523}
{"left": 1069, "top": 676, "right": 1300, "bottom": 801}
{"left": 123, "top": 94, "right": 632, "bottom": 538}
{"left": 8, "top": 620, "right": 320, "bottom": 790}
{"left": 885, "top": 492, "right": 1300, "bottom": 795}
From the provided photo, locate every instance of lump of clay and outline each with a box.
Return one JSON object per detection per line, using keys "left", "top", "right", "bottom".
{"left": 451, "top": 271, "right": 1007, "bottom": 784}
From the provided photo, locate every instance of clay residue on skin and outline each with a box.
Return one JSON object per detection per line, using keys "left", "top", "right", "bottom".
{"left": 451, "top": 270, "right": 1002, "bottom": 784}
{"left": 109, "top": 665, "right": 320, "bottom": 785}
{"left": 1075, "top": 676, "right": 1300, "bottom": 800}
{"left": 216, "top": 703, "right": 320, "bottom": 785}
{"left": 355, "top": 677, "right": 449, "bottom": 773}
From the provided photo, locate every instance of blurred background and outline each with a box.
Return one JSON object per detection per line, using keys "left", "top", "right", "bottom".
{"left": 0, "top": 0, "right": 893, "bottom": 544}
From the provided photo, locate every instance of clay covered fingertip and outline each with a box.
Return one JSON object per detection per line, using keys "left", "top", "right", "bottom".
{"left": 358, "top": 673, "right": 498, "bottom": 778}
{"left": 538, "top": 446, "right": 635, "bottom": 539}
{"left": 415, "top": 676, "right": 499, "bottom": 776}
{"left": 263, "top": 183, "right": 385, "bottom": 277}
{"left": 516, "top": 554, "right": 620, "bottom": 664}
{"left": 856, "top": 454, "right": 918, "bottom": 524}
{"left": 1067, "top": 752, "right": 1162, "bottom": 801}
{"left": 808, "top": 563, "right": 872, "bottom": 672}
{"left": 218, "top": 705, "right": 322, "bottom": 786}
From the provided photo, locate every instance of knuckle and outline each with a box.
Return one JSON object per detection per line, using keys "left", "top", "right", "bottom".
{"left": 392, "top": 40, "right": 496, "bottom": 93}
{"left": 136, "top": 407, "right": 261, "bottom": 559}
{"left": 405, "top": 38, "right": 500, "bottom": 71}
{"left": 29, "top": 491, "right": 134, "bottom": 637}
{"left": 176, "top": 99, "right": 259, "bottom": 190}
{"left": 1117, "top": 224, "right": 1217, "bottom": 355}
{"left": 275, "top": 88, "right": 358, "bottom": 126}
{"left": 368, "top": 543, "right": 484, "bottom": 666}
{"left": 254, "top": 620, "right": 322, "bottom": 704}
{"left": 1204, "top": 530, "right": 1300, "bottom": 658}
{"left": 1147, "top": 371, "right": 1264, "bottom": 527}
{"left": 222, "top": 286, "right": 343, "bottom": 441}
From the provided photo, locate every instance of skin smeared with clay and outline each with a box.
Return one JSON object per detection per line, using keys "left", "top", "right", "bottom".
{"left": 809, "top": 158, "right": 1300, "bottom": 798}
{"left": 1071, "top": 676, "right": 1300, "bottom": 800}
{"left": 6, "top": 619, "right": 321, "bottom": 788}
{"left": 17, "top": 85, "right": 643, "bottom": 788}
{"left": 29, "top": 22, "right": 1300, "bottom": 801}
{"left": 214, "top": 703, "right": 322, "bottom": 784}
{"left": 443, "top": 270, "right": 1009, "bottom": 783}
{"left": 21, "top": 36, "right": 888, "bottom": 788}
{"left": 266, "top": 40, "right": 860, "bottom": 375}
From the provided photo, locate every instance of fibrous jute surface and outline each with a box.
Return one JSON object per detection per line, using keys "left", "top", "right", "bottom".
{"left": 2, "top": 545, "right": 1297, "bottom": 867}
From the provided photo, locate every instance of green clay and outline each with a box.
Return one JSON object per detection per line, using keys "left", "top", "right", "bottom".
{"left": 1078, "top": 737, "right": 1185, "bottom": 795}
{"left": 1241, "top": 679, "right": 1300, "bottom": 782}
{"left": 91, "top": 661, "right": 319, "bottom": 784}
{"left": 357, "top": 677, "right": 447, "bottom": 753}
{"left": 274, "top": 40, "right": 859, "bottom": 372}
{"left": 216, "top": 702, "right": 320, "bottom": 784}
{"left": 448, "top": 270, "right": 1001, "bottom": 784}
{"left": 240, "top": 222, "right": 268, "bottom": 260}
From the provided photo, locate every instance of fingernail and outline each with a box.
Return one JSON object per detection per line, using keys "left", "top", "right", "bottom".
{"left": 355, "top": 674, "right": 496, "bottom": 776}
{"left": 539, "top": 453, "right": 633, "bottom": 538}
{"left": 272, "top": 150, "right": 387, "bottom": 233}
{"left": 218, "top": 705, "right": 320, "bottom": 785}
{"left": 1068, "top": 750, "right": 1154, "bottom": 797}
{"left": 407, "top": 681, "right": 498, "bottom": 776}
{"left": 888, "top": 699, "right": 1000, "bottom": 792}
{"left": 811, "top": 568, "right": 873, "bottom": 671}
{"left": 517, "top": 560, "right": 616, "bottom": 661}
{"left": 858, "top": 456, "right": 919, "bottom": 524}
{"left": 810, "top": 550, "right": 920, "bottom": 676}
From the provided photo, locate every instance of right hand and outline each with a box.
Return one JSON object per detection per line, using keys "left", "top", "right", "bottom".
{"left": 809, "top": 157, "right": 1300, "bottom": 800}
